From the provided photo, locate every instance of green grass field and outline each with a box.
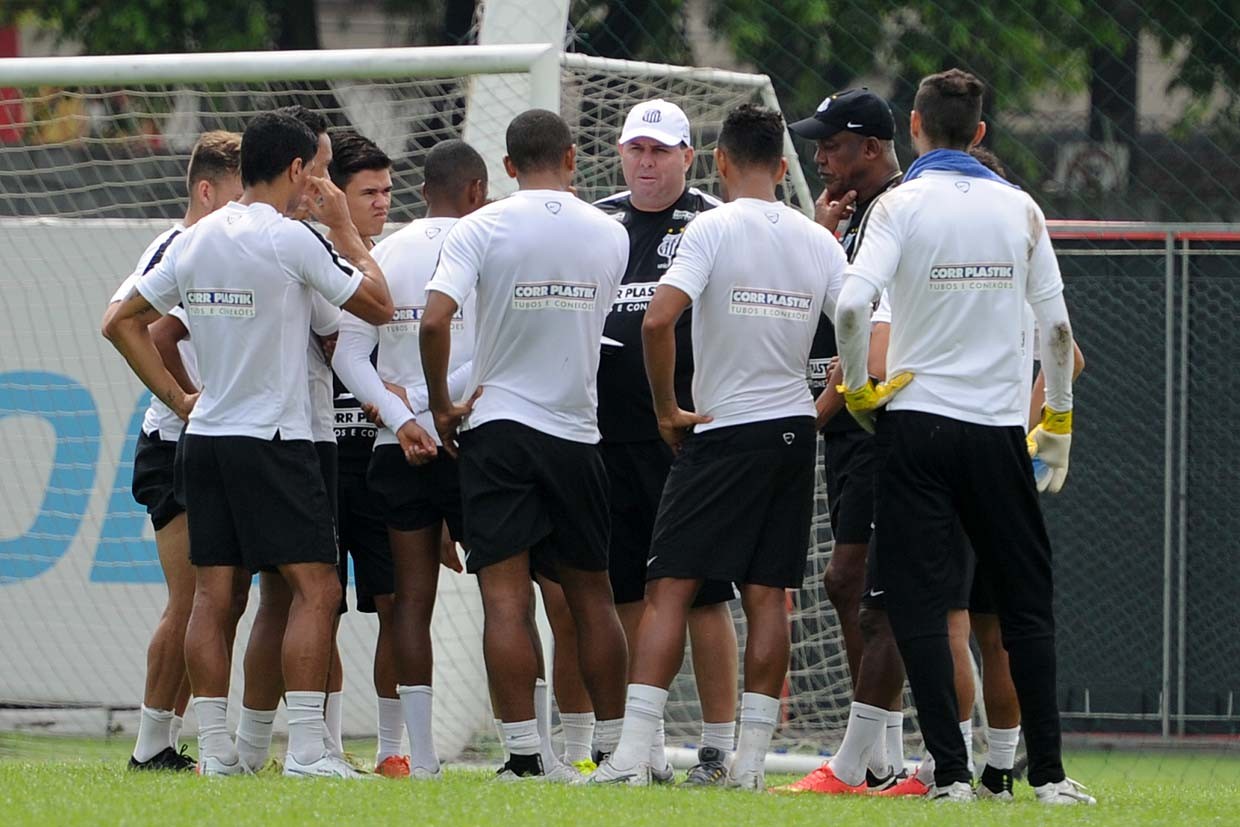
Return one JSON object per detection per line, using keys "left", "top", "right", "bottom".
{"left": 3, "top": 737, "right": 1239, "bottom": 826}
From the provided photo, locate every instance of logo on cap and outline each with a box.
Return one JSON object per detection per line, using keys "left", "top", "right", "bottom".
{"left": 816, "top": 96, "right": 834, "bottom": 113}
{"left": 642, "top": 110, "right": 662, "bottom": 123}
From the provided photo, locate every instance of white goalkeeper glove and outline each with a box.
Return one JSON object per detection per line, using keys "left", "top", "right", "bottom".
{"left": 1027, "top": 408, "right": 1072, "bottom": 494}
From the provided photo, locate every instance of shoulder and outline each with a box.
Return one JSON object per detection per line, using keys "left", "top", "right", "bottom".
{"left": 592, "top": 190, "right": 632, "bottom": 212}
{"left": 138, "top": 224, "right": 187, "bottom": 271}
{"left": 685, "top": 187, "right": 724, "bottom": 211}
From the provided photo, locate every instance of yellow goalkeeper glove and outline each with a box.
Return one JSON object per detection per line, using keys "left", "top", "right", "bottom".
{"left": 1028, "top": 407, "right": 1072, "bottom": 494}
{"left": 836, "top": 372, "right": 914, "bottom": 434}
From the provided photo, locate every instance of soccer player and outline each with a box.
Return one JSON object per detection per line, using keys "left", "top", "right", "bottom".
{"left": 333, "top": 137, "right": 488, "bottom": 780}
{"left": 104, "top": 130, "right": 244, "bottom": 771}
{"left": 325, "top": 130, "right": 412, "bottom": 776}
{"left": 591, "top": 99, "right": 739, "bottom": 785}
{"left": 833, "top": 69, "right": 1093, "bottom": 804}
{"left": 591, "top": 103, "right": 847, "bottom": 789}
{"left": 103, "top": 111, "right": 394, "bottom": 778}
{"left": 419, "top": 109, "right": 631, "bottom": 780}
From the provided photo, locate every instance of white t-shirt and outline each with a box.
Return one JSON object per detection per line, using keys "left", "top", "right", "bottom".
{"left": 660, "top": 198, "right": 847, "bottom": 431}
{"left": 335, "top": 217, "right": 475, "bottom": 447}
{"left": 137, "top": 201, "right": 362, "bottom": 440}
{"left": 110, "top": 224, "right": 200, "bottom": 441}
{"left": 307, "top": 292, "right": 342, "bottom": 443}
{"left": 427, "top": 189, "right": 629, "bottom": 443}
{"left": 847, "top": 172, "right": 1064, "bottom": 427}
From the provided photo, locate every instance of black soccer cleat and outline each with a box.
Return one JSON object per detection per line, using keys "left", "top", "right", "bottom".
{"left": 977, "top": 764, "right": 1015, "bottom": 801}
{"left": 128, "top": 745, "right": 196, "bottom": 772}
{"left": 866, "top": 766, "right": 901, "bottom": 791}
{"left": 495, "top": 753, "right": 544, "bottom": 780}
{"left": 682, "top": 746, "right": 729, "bottom": 787}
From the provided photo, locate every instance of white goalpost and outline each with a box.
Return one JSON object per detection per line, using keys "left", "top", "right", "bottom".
{"left": 0, "top": 42, "right": 860, "bottom": 771}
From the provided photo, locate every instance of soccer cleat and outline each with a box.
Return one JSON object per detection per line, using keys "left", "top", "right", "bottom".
{"left": 410, "top": 765, "right": 443, "bottom": 781}
{"left": 494, "top": 755, "right": 544, "bottom": 782}
{"left": 587, "top": 756, "right": 651, "bottom": 787}
{"left": 724, "top": 765, "right": 764, "bottom": 792}
{"left": 865, "top": 767, "right": 898, "bottom": 791}
{"left": 682, "top": 746, "right": 729, "bottom": 787}
{"left": 871, "top": 773, "right": 931, "bottom": 797}
{"left": 129, "top": 745, "right": 196, "bottom": 772}
{"left": 976, "top": 765, "right": 1014, "bottom": 801}
{"left": 771, "top": 763, "right": 866, "bottom": 795}
{"left": 1034, "top": 777, "right": 1097, "bottom": 805}
{"left": 651, "top": 762, "right": 676, "bottom": 785}
{"left": 283, "top": 751, "right": 371, "bottom": 779}
{"left": 930, "top": 781, "right": 975, "bottom": 802}
{"left": 196, "top": 754, "right": 249, "bottom": 777}
{"left": 572, "top": 758, "right": 598, "bottom": 775}
{"left": 375, "top": 754, "right": 411, "bottom": 778}
{"left": 542, "top": 760, "right": 587, "bottom": 785}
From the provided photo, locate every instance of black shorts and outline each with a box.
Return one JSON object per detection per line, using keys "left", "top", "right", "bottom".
{"left": 182, "top": 434, "right": 337, "bottom": 573}
{"left": 367, "top": 444, "right": 464, "bottom": 540}
{"left": 647, "top": 417, "right": 816, "bottom": 589}
{"left": 335, "top": 467, "right": 393, "bottom": 613}
{"left": 823, "top": 429, "right": 877, "bottom": 545}
{"left": 601, "top": 440, "right": 735, "bottom": 607}
{"left": 862, "top": 523, "right": 976, "bottom": 611}
{"left": 457, "top": 420, "right": 609, "bottom": 577}
{"left": 132, "top": 429, "right": 184, "bottom": 531}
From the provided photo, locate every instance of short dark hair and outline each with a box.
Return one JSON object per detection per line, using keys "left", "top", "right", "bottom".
{"left": 505, "top": 109, "right": 573, "bottom": 173}
{"left": 968, "top": 146, "right": 1008, "bottom": 180}
{"left": 187, "top": 130, "right": 241, "bottom": 187}
{"left": 329, "top": 131, "right": 392, "bottom": 189}
{"left": 717, "top": 103, "right": 785, "bottom": 169}
{"left": 275, "top": 104, "right": 329, "bottom": 137}
{"left": 423, "top": 139, "right": 488, "bottom": 200}
{"left": 239, "top": 112, "right": 317, "bottom": 188}
{"left": 914, "top": 69, "right": 984, "bottom": 149}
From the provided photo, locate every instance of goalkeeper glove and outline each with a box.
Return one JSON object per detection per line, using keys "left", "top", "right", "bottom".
{"left": 836, "top": 372, "right": 914, "bottom": 434}
{"left": 1028, "top": 407, "right": 1072, "bottom": 494}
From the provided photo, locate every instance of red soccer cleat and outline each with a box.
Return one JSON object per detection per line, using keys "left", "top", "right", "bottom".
{"left": 771, "top": 763, "right": 867, "bottom": 795}
{"left": 871, "top": 773, "right": 931, "bottom": 797}
{"left": 375, "top": 754, "right": 411, "bottom": 778}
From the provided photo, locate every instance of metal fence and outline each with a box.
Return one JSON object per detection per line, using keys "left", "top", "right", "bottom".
{"left": 1046, "top": 221, "right": 1240, "bottom": 738}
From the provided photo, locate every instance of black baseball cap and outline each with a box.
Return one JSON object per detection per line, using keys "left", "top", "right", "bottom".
{"left": 789, "top": 88, "right": 895, "bottom": 141}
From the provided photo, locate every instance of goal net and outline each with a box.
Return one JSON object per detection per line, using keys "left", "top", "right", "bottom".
{"left": 0, "top": 44, "right": 877, "bottom": 765}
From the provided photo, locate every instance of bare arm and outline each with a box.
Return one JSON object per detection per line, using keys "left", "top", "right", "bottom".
{"left": 642, "top": 284, "right": 711, "bottom": 450}
{"left": 102, "top": 291, "right": 195, "bottom": 421}
{"left": 307, "top": 175, "right": 394, "bottom": 325}
{"left": 421, "top": 290, "right": 479, "bottom": 456}
{"left": 149, "top": 313, "right": 195, "bottom": 394}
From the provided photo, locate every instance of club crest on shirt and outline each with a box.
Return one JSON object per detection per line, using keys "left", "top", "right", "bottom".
{"left": 656, "top": 231, "right": 684, "bottom": 269}
{"left": 386, "top": 305, "right": 464, "bottom": 334}
{"left": 513, "top": 281, "right": 598, "bottom": 311}
{"left": 185, "top": 289, "right": 255, "bottom": 318}
{"left": 928, "top": 262, "right": 1014, "bottom": 291}
{"left": 729, "top": 286, "right": 814, "bottom": 321}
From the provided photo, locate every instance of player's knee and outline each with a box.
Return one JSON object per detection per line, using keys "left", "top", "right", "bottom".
{"left": 859, "top": 606, "right": 894, "bottom": 645}
{"left": 823, "top": 563, "right": 861, "bottom": 611}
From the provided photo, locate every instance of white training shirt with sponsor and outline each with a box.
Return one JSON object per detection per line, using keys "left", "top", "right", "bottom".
{"left": 427, "top": 189, "right": 629, "bottom": 443}
{"left": 307, "top": 291, "right": 342, "bottom": 443}
{"left": 847, "top": 172, "right": 1063, "bottom": 427}
{"left": 659, "top": 197, "right": 847, "bottom": 431}
{"left": 110, "top": 224, "right": 200, "bottom": 442}
{"left": 335, "top": 216, "right": 475, "bottom": 447}
{"left": 136, "top": 201, "right": 362, "bottom": 440}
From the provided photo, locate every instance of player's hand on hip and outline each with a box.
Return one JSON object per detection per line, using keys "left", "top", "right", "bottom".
{"left": 396, "top": 420, "right": 437, "bottom": 466}
{"left": 815, "top": 189, "right": 857, "bottom": 235}
{"left": 432, "top": 386, "right": 483, "bottom": 459}
{"left": 836, "top": 372, "right": 913, "bottom": 433}
{"left": 656, "top": 408, "right": 713, "bottom": 454}
{"left": 1029, "top": 408, "right": 1072, "bottom": 494}
{"left": 173, "top": 391, "right": 199, "bottom": 422}
{"left": 305, "top": 175, "right": 353, "bottom": 232}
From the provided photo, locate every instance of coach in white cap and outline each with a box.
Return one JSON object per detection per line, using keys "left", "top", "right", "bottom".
{"left": 591, "top": 99, "right": 739, "bottom": 786}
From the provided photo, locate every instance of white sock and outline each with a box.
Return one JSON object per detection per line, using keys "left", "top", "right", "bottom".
{"left": 867, "top": 716, "right": 890, "bottom": 776}
{"left": 286, "top": 690, "right": 329, "bottom": 765}
{"left": 133, "top": 705, "right": 174, "bottom": 762}
{"left": 494, "top": 717, "right": 508, "bottom": 760}
{"left": 701, "top": 720, "right": 736, "bottom": 753}
{"left": 986, "top": 725, "right": 1021, "bottom": 771}
{"left": 325, "top": 690, "right": 344, "bottom": 756}
{"left": 960, "top": 719, "right": 975, "bottom": 775}
{"left": 170, "top": 714, "right": 184, "bottom": 749}
{"left": 397, "top": 685, "right": 439, "bottom": 772}
{"left": 885, "top": 710, "right": 904, "bottom": 772}
{"left": 731, "top": 692, "right": 778, "bottom": 781}
{"left": 235, "top": 706, "right": 277, "bottom": 770}
{"left": 501, "top": 719, "right": 542, "bottom": 757}
{"left": 376, "top": 696, "right": 405, "bottom": 765}
{"left": 533, "top": 679, "right": 558, "bottom": 770}
{"left": 593, "top": 717, "right": 623, "bottom": 758}
{"left": 828, "top": 702, "right": 887, "bottom": 786}
{"left": 650, "top": 718, "right": 668, "bottom": 770}
{"left": 608, "top": 684, "right": 668, "bottom": 769}
{"left": 916, "top": 751, "right": 935, "bottom": 785}
{"left": 559, "top": 712, "right": 595, "bottom": 764}
{"left": 192, "top": 697, "right": 238, "bottom": 765}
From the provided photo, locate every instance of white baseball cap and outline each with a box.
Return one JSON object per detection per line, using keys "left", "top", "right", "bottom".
{"left": 619, "top": 99, "right": 692, "bottom": 148}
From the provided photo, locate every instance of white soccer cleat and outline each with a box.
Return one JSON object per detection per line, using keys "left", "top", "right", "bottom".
{"left": 196, "top": 754, "right": 248, "bottom": 777}
{"left": 410, "top": 765, "right": 443, "bottom": 781}
{"left": 587, "top": 756, "right": 651, "bottom": 787}
{"left": 542, "top": 760, "right": 587, "bottom": 785}
{"left": 930, "top": 781, "right": 975, "bottom": 802}
{"left": 283, "top": 751, "right": 371, "bottom": 779}
{"left": 650, "top": 762, "right": 676, "bottom": 785}
{"left": 974, "top": 783, "right": 1014, "bottom": 802}
{"left": 1034, "top": 777, "right": 1097, "bottom": 805}
{"left": 724, "top": 766, "right": 765, "bottom": 792}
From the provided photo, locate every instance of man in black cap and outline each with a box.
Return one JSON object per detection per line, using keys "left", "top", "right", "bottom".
{"left": 774, "top": 90, "right": 910, "bottom": 793}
